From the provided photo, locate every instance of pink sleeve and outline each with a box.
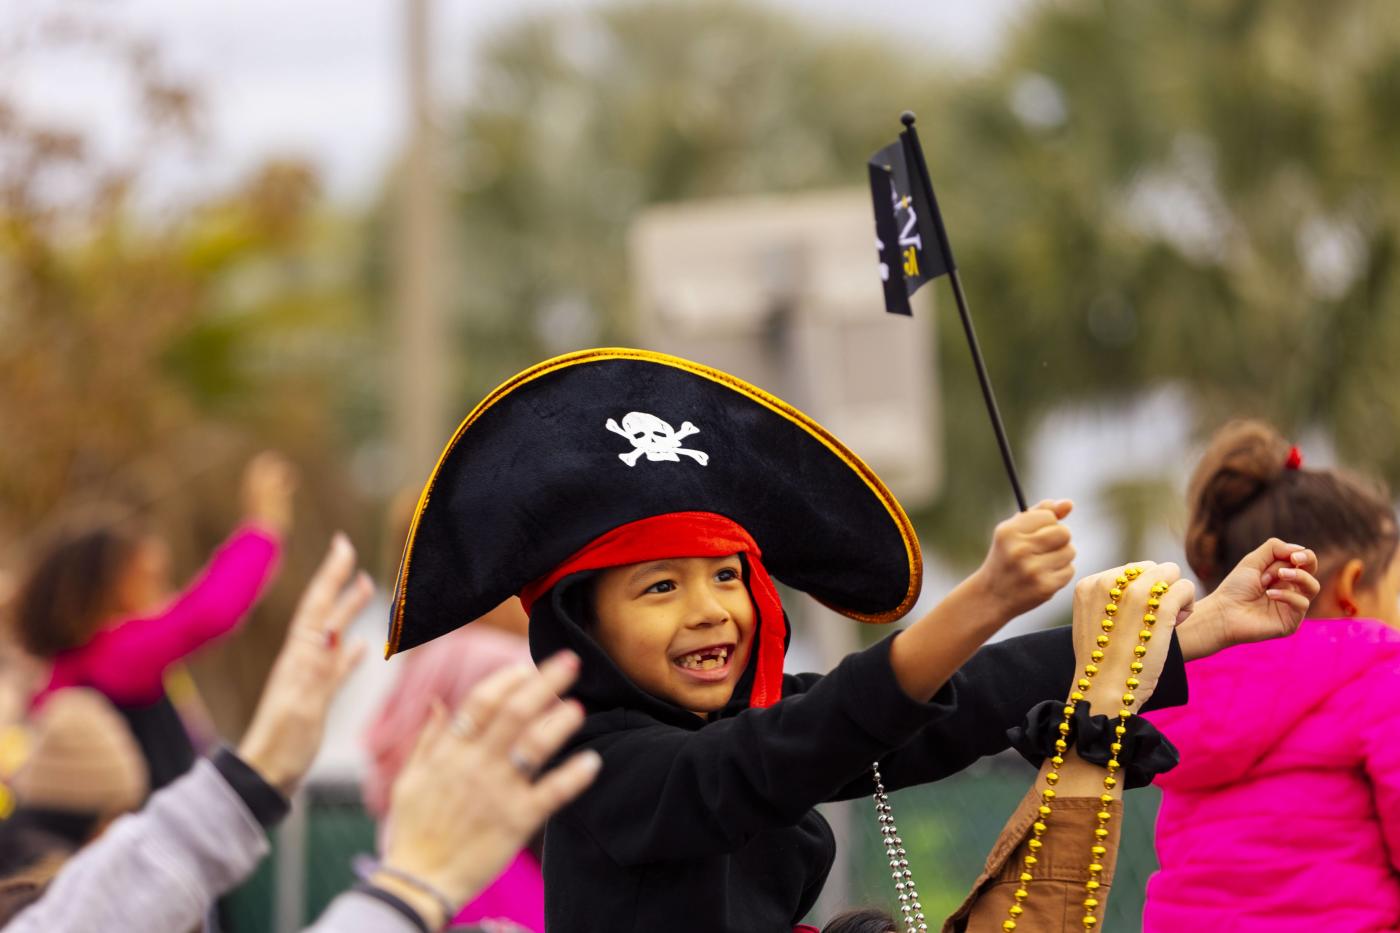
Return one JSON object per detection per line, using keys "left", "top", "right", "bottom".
{"left": 1361, "top": 664, "right": 1400, "bottom": 874}
{"left": 83, "top": 525, "right": 282, "bottom": 703}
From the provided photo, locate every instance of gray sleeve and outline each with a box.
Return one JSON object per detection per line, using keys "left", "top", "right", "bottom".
{"left": 5, "top": 758, "right": 270, "bottom": 933}
{"left": 300, "top": 891, "right": 429, "bottom": 933}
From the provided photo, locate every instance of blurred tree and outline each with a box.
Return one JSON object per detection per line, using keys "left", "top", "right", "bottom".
{"left": 926, "top": 0, "right": 1400, "bottom": 559}
{"left": 438, "top": 0, "right": 1400, "bottom": 564}
{"left": 434, "top": 0, "right": 943, "bottom": 402}
{"left": 0, "top": 9, "right": 376, "bottom": 732}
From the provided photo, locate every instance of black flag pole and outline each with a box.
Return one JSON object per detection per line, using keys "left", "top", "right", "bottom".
{"left": 887, "top": 110, "right": 1028, "bottom": 511}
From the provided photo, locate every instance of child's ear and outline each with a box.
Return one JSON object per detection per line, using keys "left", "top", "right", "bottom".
{"left": 1336, "top": 558, "right": 1366, "bottom": 616}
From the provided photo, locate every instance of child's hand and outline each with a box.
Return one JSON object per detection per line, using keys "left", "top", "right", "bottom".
{"left": 973, "top": 499, "right": 1076, "bottom": 620}
{"left": 1177, "top": 539, "right": 1319, "bottom": 660}
{"left": 1071, "top": 562, "right": 1194, "bottom": 713}
{"left": 241, "top": 451, "right": 298, "bottom": 536}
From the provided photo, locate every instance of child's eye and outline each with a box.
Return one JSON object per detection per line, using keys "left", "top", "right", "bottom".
{"left": 644, "top": 579, "right": 676, "bottom": 594}
{"left": 715, "top": 567, "right": 741, "bottom": 583}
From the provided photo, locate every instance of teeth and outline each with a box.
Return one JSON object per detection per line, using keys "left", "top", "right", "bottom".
{"left": 676, "top": 647, "right": 730, "bottom": 670}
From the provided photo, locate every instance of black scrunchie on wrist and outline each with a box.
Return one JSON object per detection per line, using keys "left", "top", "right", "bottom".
{"left": 1007, "top": 699, "right": 1180, "bottom": 789}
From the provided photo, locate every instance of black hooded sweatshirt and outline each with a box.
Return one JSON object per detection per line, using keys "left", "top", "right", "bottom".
{"left": 530, "top": 573, "right": 1187, "bottom": 933}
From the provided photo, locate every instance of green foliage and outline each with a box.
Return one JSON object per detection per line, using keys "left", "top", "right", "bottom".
{"left": 0, "top": 14, "right": 376, "bottom": 729}
{"left": 442, "top": 0, "right": 1400, "bottom": 561}
{"left": 925, "top": 0, "right": 1400, "bottom": 556}
{"left": 443, "top": 0, "right": 942, "bottom": 402}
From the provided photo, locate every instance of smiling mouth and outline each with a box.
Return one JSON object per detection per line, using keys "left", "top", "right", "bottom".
{"left": 671, "top": 643, "right": 734, "bottom": 672}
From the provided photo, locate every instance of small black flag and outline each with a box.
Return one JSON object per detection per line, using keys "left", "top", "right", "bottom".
{"left": 865, "top": 112, "right": 1028, "bottom": 510}
{"left": 868, "top": 136, "right": 956, "bottom": 315}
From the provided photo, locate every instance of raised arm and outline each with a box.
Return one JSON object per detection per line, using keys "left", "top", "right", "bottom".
{"left": 888, "top": 500, "right": 1076, "bottom": 703}
{"left": 947, "top": 562, "right": 1193, "bottom": 933}
{"left": 84, "top": 454, "right": 295, "bottom": 702}
{"left": 563, "top": 634, "right": 951, "bottom": 866}
{"left": 84, "top": 525, "right": 281, "bottom": 702}
{"left": 564, "top": 503, "right": 1082, "bottom": 866}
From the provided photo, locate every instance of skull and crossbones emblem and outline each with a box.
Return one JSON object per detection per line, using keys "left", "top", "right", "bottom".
{"left": 605, "top": 412, "right": 710, "bottom": 467}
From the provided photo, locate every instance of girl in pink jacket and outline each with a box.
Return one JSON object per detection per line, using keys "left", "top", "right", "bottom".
{"left": 1145, "top": 421, "right": 1400, "bottom": 932}
{"left": 16, "top": 453, "right": 295, "bottom": 794}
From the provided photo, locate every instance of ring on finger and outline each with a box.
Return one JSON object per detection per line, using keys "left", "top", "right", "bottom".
{"left": 507, "top": 748, "right": 537, "bottom": 779}
{"left": 448, "top": 712, "right": 478, "bottom": 740}
{"left": 296, "top": 628, "right": 337, "bottom": 650}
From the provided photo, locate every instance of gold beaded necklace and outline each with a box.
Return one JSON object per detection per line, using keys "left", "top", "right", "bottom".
{"left": 1002, "top": 567, "right": 1167, "bottom": 931}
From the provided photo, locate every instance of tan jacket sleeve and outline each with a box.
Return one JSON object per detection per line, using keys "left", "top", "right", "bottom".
{"left": 942, "top": 794, "right": 1123, "bottom": 933}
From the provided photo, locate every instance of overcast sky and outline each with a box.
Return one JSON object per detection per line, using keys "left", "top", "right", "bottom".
{"left": 7, "top": 0, "right": 1028, "bottom": 201}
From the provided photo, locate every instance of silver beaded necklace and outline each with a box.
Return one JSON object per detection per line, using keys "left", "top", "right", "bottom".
{"left": 871, "top": 762, "right": 928, "bottom": 933}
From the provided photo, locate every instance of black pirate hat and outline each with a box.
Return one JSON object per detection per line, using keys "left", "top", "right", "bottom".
{"left": 387, "top": 348, "right": 922, "bottom": 656}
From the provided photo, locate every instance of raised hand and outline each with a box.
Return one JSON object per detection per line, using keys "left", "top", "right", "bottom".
{"left": 237, "top": 534, "right": 371, "bottom": 794}
{"left": 974, "top": 499, "right": 1077, "bottom": 620}
{"left": 1178, "top": 538, "right": 1320, "bottom": 661}
{"left": 241, "top": 451, "right": 298, "bottom": 536}
{"left": 1071, "top": 562, "right": 1194, "bottom": 714}
{"left": 374, "top": 651, "right": 602, "bottom": 926}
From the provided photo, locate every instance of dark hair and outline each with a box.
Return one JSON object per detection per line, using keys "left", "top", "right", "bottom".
{"left": 1185, "top": 420, "right": 1398, "bottom": 592}
{"left": 13, "top": 509, "right": 143, "bottom": 657}
{"left": 821, "top": 908, "right": 897, "bottom": 933}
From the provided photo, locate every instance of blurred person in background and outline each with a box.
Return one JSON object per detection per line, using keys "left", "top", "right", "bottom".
{"left": 0, "top": 688, "right": 148, "bottom": 919}
{"left": 1145, "top": 420, "right": 1400, "bottom": 932}
{"left": 12, "top": 451, "right": 295, "bottom": 794}
{"left": 2, "top": 534, "right": 600, "bottom": 933}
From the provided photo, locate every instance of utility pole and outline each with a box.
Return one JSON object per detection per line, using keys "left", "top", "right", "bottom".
{"left": 392, "top": 0, "right": 450, "bottom": 487}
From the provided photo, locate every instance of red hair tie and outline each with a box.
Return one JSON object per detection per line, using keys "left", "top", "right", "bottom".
{"left": 1285, "top": 445, "right": 1303, "bottom": 470}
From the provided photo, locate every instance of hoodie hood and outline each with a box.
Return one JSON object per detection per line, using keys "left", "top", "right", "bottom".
{"left": 527, "top": 562, "right": 784, "bottom": 732}
{"left": 1149, "top": 616, "right": 1400, "bottom": 792}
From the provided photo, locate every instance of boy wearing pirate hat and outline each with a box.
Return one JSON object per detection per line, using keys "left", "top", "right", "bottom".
{"left": 389, "top": 349, "right": 1309, "bottom": 932}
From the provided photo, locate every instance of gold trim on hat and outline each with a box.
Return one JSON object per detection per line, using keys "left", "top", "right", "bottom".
{"left": 388, "top": 348, "right": 923, "bottom": 656}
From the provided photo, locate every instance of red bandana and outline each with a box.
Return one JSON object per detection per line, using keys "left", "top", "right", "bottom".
{"left": 518, "top": 512, "right": 787, "bottom": 708}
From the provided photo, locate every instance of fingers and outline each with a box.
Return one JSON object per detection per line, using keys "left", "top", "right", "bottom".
{"left": 297, "top": 533, "right": 357, "bottom": 619}
{"left": 525, "top": 749, "right": 602, "bottom": 819}
{"left": 1264, "top": 586, "right": 1313, "bottom": 617}
{"left": 1074, "top": 561, "right": 1159, "bottom": 605}
{"left": 412, "top": 698, "right": 450, "bottom": 763}
{"left": 1260, "top": 547, "right": 1319, "bottom": 589}
{"left": 322, "top": 571, "right": 373, "bottom": 637}
{"left": 335, "top": 638, "right": 368, "bottom": 684}
{"left": 462, "top": 652, "right": 581, "bottom": 754}
{"left": 1025, "top": 522, "right": 1073, "bottom": 554}
{"left": 509, "top": 698, "right": 587, "bottom": 777}
{"left": 1016, "top": 499, "right": 1073, "bottom": 531}
{"left": 1029, "top": 498, "right": 1074, "bottom": 521}
{"left": 1241, "top": 538, "right": 1308, "bottom": 575}
{"left": 1155, "top": 576, "right": 1196, "bottom": 626}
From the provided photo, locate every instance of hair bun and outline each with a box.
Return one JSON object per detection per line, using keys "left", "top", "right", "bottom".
{"left": 1185, "top": 420, "right": 1289, "bottom": 582}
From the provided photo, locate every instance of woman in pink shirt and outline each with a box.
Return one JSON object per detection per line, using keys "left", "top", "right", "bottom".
{"left": 15, "top": 453, "right": 296, "bottom": 793}
{"left": 1145, "top": 421, "right": 1400, "bottom": 932}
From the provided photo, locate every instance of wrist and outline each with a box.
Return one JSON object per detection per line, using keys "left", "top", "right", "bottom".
{"left": 368, "top": 870, "right": 446, "bottom": 931}
{"left": 1176, "top": 595, "right": 1223, "bottom": 661}
{"left": 959, "top": 568, "right": 1016, "bottom": 631}
{"left": 236, "top": 731, "right": 298, "bottom": 797}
